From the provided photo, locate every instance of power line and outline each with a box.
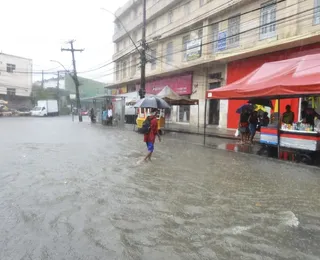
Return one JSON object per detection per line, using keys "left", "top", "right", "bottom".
{"left": 107, "top": 10, "right": 318, "bottom": 86}
{"left": 149, "top": 6, "right": 316, "bottom": 62}
{"left": 113, "top": 0, "right": 297, "bottom": 67}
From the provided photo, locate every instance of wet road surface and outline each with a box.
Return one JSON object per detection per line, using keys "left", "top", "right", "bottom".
{"left": 0, "top": 117, "right": 320, "bottom": 260}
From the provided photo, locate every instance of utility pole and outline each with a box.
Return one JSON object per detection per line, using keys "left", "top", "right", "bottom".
{"left": 41, "top": 70, "right": 44, "bottom": 88}
{"left": 61, "top": 40, "right": 84, "bottom": 122}
{"left": 139, "top": 0, "right": 147, "bottom": 99}
{"left": 56, "top": 70, "right": 60, "bottom": 113}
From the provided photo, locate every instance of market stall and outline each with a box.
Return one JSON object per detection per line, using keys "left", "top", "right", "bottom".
{"left": 205, "top": 53, "right": 320, "bottom": 163}
{"left": 156, "top": 86, "right": 199, "bottom": 130}
{"left": 135, "top": 87, "right": 199, "bottom": 133}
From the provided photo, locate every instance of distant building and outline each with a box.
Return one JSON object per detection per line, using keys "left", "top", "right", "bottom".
{"left": 0, "top": 53, "right": 32, "bottom": 98}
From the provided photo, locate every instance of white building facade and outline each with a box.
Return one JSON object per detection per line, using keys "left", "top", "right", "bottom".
{"left": 0, "top": 53, "right": 33, "bottom": 97}
{"left": 109, "top": 0, "right": 320, "bottom": 129}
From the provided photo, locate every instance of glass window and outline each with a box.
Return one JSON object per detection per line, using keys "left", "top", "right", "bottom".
{"left": 178, "top": 105, "right": 190, "bottom": 122}
{"left": 314, "top": 0, "right": 320, "bottom": 24}
{"left": 211, "top": 23, "right": 219, "bottom": 53}
{"left": 6, "top": 64, "right": 16, "bottom": 73}
{"left": 260, "top": 1, "right": 276, "bottom": 40}
{"left": 168, "top": 11, "right": 173, "bottom": 24}
{"left": 228, "top": 15, "right": 240, "bottom": 48}
{"left": 122, "top": 61, "right": 127, "bottom": 78}
{"left": 182, "top": 35, "right": 190, "bottom": 61}
{"left": 151, "top": 48, "right": 157, "bottom": 70}
{"left": 166, "top": 42, "right": 173, "bottom": 63}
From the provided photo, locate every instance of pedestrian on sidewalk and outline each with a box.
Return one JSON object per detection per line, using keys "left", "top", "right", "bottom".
{"left": 239, "top": 109, "right": 250, "bottom": 144}
{"left": 144, "top": 109, "right": 161, "bottom": 162}
{"left": 248, "top": 111, "right": 259, "bottom": 144}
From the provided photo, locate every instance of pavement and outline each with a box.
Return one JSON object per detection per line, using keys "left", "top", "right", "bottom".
{"left": 0, "top": 116, "right": 319, "bottom": 260}
{"left": 164, "top": 122, "right": 261, "bottom": 140}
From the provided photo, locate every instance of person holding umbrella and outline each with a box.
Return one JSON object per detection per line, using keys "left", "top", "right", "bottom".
{"left": 143, "top": 108, "right": 161, "bottom": 162}
{"left": 134, "top": 96, "right": 169, "bottom": 161}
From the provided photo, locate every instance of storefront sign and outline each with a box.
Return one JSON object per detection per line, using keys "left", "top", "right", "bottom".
{"left": 217, "top": 31, "right": 227, "bottom": 51}
{"left": 119, "top": 86, "right": 127, "bottom": 94}
{"left": 145, "top": 73, "right": 193, "bottom": 95}
{"left": 186, "top": 39, "right": 202, "bottom": 61}
{"left": 111, "top": 89, "right": 118, "bottom": 95}
{"left": 69, "top": 94, "right": 76, "bottom": 100}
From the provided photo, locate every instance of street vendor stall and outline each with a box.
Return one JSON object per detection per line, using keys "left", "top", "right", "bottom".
{"left": 205, "top": 53, "right": 320, "bottom": 163}
{"left": 156, "top": 86, "right": 199, "bottom": 130}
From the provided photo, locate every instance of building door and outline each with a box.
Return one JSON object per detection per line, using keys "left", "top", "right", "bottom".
{"left": 208, "top": 82, "right": 221, "bottom": 125}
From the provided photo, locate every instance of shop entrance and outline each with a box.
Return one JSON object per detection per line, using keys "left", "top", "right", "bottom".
{"left": 208, "top": 82, "right": 221, "bottom": 125}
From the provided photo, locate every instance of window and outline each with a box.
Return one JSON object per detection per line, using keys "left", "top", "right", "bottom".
{"left": 228, "top": 15, "right": 240, "bottom": 48}
{"left": 198, "top": 28, "right": 203, "bottom": 39}
{"left": 168, "top": 11, "right": 173, "bottom": 24}
{"left": 260, "top": 1, "right": 276, "bottom": 39}
{"left": 166, "top": 42, "right": 173, "bottom": 63}
{"left": 211, "top": 23, "right": 219, "bottom": 52}
{"left": 314, "top": 0, "right": 320, "bottom": 24}
{"left": 116, "top": 63, "right": 120, "bottom": 81}
{"left": 131, "top": 57, "right": 137, "bottom": 76}
{"left": 152, "top": 20, "right": 157, "bottom": 34}
{"left": 184, "top": 2, "right": 191, "bottom": 15}
{"left": 116, "top": 43, "right": 120, "bottom": 52}
{"left": 178, "top": 105, "right": 190, "bottom": 122}
{"left": 151, "top": 48, "right": 157, "bottom": 70}
{"left": 182, "top": 35, "right": 190, "bottom": 61}
{"left": 122, "top": 61, "right": 127, "bottom": 78}
{"left": 200, "top": 0, "right": 205, "bottom": 7}
{"left": 6, "top": 64, "right": 16, "bottom": 73}
{"left": 7, "top": 88, "right": 16, "bottom": 96}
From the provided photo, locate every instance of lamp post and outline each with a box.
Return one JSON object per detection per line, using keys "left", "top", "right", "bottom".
{"left": 50, "top": 60, "right": 69, "bottom": 115}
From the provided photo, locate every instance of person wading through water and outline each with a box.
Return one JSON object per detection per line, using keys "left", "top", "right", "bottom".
{"left": 142, "top": 109, "right": 161, "bottom": 161}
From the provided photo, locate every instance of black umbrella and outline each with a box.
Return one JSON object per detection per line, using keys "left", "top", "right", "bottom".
{"left": 134, "top": 96, "right": 170, "bottom": 109}
{"left": 247, "top": 98, "right": 273, "bottom": 108}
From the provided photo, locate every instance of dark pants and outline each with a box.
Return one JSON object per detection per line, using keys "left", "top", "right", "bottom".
{"left": 107, "top": 117, "right": 113, "bottom": 125}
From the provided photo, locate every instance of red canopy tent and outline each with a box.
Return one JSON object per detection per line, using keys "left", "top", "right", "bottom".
{"left": 206, "top": 54, "right": 320, "bottom": 99}
{"left": 203, "top": 54, "right": 320, "bottom": 160}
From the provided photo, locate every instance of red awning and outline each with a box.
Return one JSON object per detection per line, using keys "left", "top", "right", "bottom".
{"left": 206, "top": 54, "right": 320, "bottom": 100}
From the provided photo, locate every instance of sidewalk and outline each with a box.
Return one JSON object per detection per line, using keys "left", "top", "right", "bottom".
{"left": 164, "top": 123, "right": 260, "bottom": 140}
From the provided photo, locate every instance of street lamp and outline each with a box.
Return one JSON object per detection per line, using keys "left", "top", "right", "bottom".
{"left": 50, "top": 60, "right": 69, "bottom": 116}
{"left": 50, "top": 60, "right": 69, "bottom": 72}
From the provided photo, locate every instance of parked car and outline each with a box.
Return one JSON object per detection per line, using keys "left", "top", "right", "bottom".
{"left": 17, "top": 107, "right": 31, "bottom": 116}
{"left": 81, "top": 110, "right": 89, "bottom": 116}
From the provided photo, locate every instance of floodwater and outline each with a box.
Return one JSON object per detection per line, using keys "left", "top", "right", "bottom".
{"left": 0, "top": 116, "right": 319, "bottom": 260}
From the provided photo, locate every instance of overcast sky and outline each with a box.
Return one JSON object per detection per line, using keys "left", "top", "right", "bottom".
{"left": 0, "top": 0, "right": 128, "bottom": 83}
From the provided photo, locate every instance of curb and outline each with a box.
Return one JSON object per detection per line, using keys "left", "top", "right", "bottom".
{"left": 164, "top": 128, "right": 238, "bottom": 140}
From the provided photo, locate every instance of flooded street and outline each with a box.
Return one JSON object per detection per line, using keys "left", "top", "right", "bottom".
{"left": 0, "top": 117, "right": 319, "bottom": 260}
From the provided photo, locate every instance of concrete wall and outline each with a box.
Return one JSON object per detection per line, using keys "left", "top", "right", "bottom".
{"left": 0, "top": 53, "right": 32, "bottom": 97}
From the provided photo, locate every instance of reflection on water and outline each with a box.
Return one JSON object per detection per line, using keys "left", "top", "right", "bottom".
{"left": 0, "top": 117, "right": 319, "bottom": 260}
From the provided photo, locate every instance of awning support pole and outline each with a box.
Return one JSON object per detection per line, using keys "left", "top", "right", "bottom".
{"left": 198, "top": 103, "right": 200, "bottom": 133}
{"left": 277, "top": 98, "right": 281, "bottom": 159}
{"left": 204, "top": 99, "right": 207, "bottom": 146}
